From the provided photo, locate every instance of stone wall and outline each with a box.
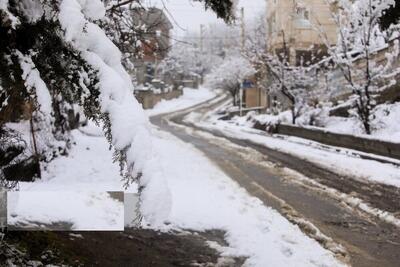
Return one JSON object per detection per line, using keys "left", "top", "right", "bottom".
{"left": 276, "top": 124, "right": 400, "bottom": 160}
{"left": 135, "top": 89, "right": 183, "bottom": 109}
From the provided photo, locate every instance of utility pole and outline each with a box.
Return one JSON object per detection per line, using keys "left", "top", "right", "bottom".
{"left": 239, "top": 7, "right": 245, "bottom": 116}
{"left": 209, "top": 24, "right": 214, "bottom": 53}
{"left": 240, "top": 7, "right": 245, "bottom": 52}
{"left": 239, "top": 83, "right": 243, "bottom": 117}
{"left": 265, "top": 3, "right": 269, "bottom": 53}
{"left": 199, "top": 24, "right": 204, "bottom": 53}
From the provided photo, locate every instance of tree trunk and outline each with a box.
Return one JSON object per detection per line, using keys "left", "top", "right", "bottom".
{"left": 291, "top": 106, "right": 296, "bottom": 125}
{"left": 356, "top": 93, "right": 371, "bottom": 135}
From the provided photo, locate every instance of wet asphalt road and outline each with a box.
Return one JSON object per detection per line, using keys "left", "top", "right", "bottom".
{"left": 151, "top": 97, "right": 400, "bottom": 267}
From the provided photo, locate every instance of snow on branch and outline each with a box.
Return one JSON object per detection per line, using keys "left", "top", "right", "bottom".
{"left": 17, "top": 52, "right": 52, "bottom": 116}
{"left": 56, "top": 0, "right": 171, "bottom": 225}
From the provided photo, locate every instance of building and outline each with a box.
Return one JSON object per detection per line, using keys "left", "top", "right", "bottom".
{"left": 131, "top": 7, "right": 185, "bottom": 109}
{"left": 132, "top": 7, "right": 173, "bottom": 85}
{"left": 266, "top": 0, "right": 337, "bottom": 65}
{"left": 255, "top": 0, "right": 338, "bottom": 112}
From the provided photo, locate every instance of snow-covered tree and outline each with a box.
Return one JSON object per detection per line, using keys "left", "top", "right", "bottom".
{"left": 0, "top": 0, "right": 238, "bottom": 224}
{"left": 244, "top": 14, "right": 317, "bottom": 124}
{"left": 320, "top": 0, "right": 400, "bottom": 134}
{"left": 205, "top": 56, "right": 255, "bottom": 104}
{"left": 159, "top": 40, "right": 223, "bottom": 86}
{"left": 258, "top": 52, "right": 316, "bottom": 124}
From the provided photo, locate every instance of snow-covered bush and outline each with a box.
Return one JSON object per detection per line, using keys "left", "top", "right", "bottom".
{"left": 228, "top": 110, "right": 292, "bottom": 133}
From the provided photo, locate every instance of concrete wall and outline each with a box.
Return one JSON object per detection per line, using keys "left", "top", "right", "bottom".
{"left": 135, "top": 89, "right": 182, "bottom": 109}
{"left": 276, "top": 124, "right": 400, "bottom": 160}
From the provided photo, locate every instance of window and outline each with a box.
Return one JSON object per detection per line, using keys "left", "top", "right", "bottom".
{"left": 272, "top": 12, "right": 276, "bottom": 31}
{"left": 296, "top": 7, "right": 310, "bottom": 20}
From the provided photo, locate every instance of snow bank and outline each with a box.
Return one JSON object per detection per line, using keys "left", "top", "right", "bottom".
{"left": 58, "top": 0, "right": 171, "bottom": 225}
{"left": 193, "top": 116, "right": 400, "bottom": 188}
{"left": 232, "top": 101, "right": 400, "bottom": 143}
{"left": 230, "top": 110, "right": 293, "bottom": 129}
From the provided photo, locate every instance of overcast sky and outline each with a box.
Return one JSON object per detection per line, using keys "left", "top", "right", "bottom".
{"left": 143, "top": 0, "right": 266, "bottom": 37}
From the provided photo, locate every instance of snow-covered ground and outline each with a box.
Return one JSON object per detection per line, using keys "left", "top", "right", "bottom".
{"left": 8, "top": 124, "right": 130, "bottom": 230}
{"left": 187, "top": 113, "right": 400, "bottom": 188}
{"left": 145, "top": 87, "right": 216, "bottom": 116}
{"left": 7, "top": 88, "right": 344, "bottom": 266}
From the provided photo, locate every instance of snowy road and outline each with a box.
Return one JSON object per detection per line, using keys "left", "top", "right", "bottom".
{"left": 151, "top": 95, "right": 400, "bottom": 267}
